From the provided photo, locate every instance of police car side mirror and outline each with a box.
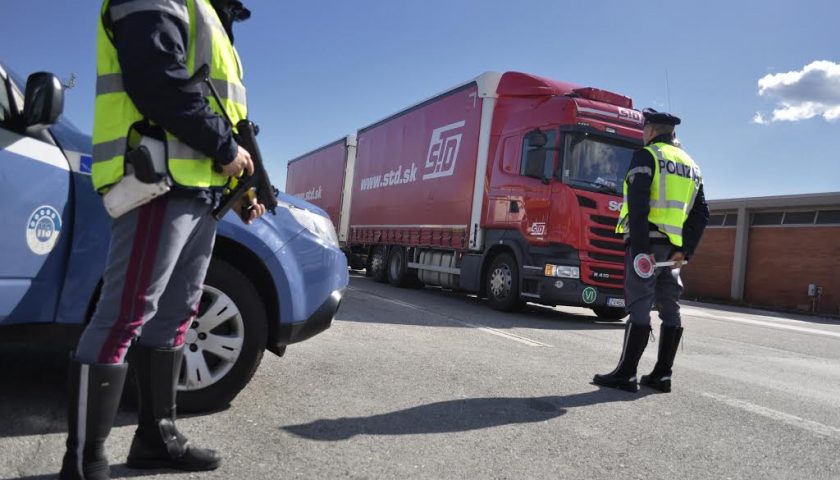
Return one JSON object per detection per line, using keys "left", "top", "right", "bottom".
{"left": 23, "top": 72, "right": 64, "bottom": 133}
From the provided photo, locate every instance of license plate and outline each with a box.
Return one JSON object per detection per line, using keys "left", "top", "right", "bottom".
{"left": 607, "top": 297, "right": 625, "bottom": 308}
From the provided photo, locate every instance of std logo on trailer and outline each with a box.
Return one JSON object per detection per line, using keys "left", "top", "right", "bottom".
{"left": 26, "top": 206, "right": 62, "bottom": 255}
{"left": 424, "top": 120, "right": 465, "bottom": 180}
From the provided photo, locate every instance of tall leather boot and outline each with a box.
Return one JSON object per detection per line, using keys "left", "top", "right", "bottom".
{"left": 125, "top": 344, "right": 220, "bottom": 471}
{"left": 640, "top": 325, "right": 684, "bottom": 393}
{"left": 59, "top": 359, "right": 128, "bottom": 480}
{"left": 593, "top": 322, "right": 651, "bottom": 392}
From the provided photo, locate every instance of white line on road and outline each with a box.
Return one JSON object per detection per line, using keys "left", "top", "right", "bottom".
{"left": 702, "top": 392, "right": 840, "bottom": 439}
{"left": 347, "top": 287, "right": 552, "bottom": 347}
{"left": 683, "top": 308, "right": 840, "bottom": 339}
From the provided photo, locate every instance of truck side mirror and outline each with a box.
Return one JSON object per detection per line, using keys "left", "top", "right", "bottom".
{"left": 23, "top": 72, "right": 64, "bottom": 133}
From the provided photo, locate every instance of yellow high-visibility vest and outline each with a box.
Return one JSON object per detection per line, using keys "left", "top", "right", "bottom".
{"left": 92, "top": 0, "right": 247, "bottom": 192}
{"left": 616, "top": 142, "right": 702, "bottom": 247}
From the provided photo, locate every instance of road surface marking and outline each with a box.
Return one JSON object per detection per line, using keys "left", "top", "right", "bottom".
{"left": 683, "top": 308, "right": 840, "bottom": 339}
{"left": 348, "top": 287, "right": 552, "bottom": 347}
{"left": 702, "top": 392, "right": 840, "bottom": 439}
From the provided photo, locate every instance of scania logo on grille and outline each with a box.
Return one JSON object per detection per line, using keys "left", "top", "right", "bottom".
{"left": 608, "top": 200, "right": 623, "bottom": 212}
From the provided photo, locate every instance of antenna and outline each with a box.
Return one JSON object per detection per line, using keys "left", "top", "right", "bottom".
{"left": 665, "top": 69, "right": 672, "bottom": 111}
{"left": 63, "top": 73, "right": 77, "bottom": 90}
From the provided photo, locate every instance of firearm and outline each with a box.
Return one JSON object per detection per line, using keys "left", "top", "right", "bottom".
{"left": 189, "top": 64, "right": 278, "bottom": 221}
{"left": 213, "top": 118, "right": 279, "bottom": 221}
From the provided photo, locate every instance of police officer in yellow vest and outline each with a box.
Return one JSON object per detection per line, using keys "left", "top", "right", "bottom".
{"left": 593, "top": 108, "right": 709, "bottom": 394}
{"left": 60, "top": 1, "right": 264, "bottom": 478}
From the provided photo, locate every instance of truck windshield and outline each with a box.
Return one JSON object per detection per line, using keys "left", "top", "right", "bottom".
{"left": 559, "top": 132, "right": 637, "bottom": 196}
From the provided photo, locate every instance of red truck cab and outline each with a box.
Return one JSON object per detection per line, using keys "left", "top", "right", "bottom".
{"left": 479, "top": 72, "right": 642, "bottom": 318}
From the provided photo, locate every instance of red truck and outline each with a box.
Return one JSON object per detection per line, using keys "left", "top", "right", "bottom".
{"left": 285, "top": 71, "right": 643, "bottom": 319}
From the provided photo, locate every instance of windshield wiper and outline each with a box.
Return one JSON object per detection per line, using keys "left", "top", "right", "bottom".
{"left": 567, "top": 179, "right": 618, "bottom": 195}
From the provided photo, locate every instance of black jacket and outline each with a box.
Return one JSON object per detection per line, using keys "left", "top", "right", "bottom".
{"left": 624, "top": 134, "right": 709, "bottom": 259}
{"left": 107, "top": 0, "right": 238, "bottom": 168}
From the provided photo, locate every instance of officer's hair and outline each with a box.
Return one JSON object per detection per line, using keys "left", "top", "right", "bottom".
{"left": 649, "top": 124, "right": 676, "bottom": 141}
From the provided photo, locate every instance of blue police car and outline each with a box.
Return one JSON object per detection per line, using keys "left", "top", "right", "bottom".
{"left": 0, "top": 63, "right": 348, "bottom": 412}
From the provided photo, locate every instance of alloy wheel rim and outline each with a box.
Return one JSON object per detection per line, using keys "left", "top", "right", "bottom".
{"left": 178, "top": 285, "right": 245, "bottom": 392}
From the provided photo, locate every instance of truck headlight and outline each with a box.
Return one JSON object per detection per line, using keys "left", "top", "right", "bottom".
{"left": 288, "top": 206, "right": 339, "bottom": 247}
{"left": 544, "top": 264, "right": 579, "bottom": 279}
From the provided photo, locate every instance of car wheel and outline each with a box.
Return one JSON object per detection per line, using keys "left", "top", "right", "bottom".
{"left": 176, "top": 259, "right": 267, "bottom": 413}
{"left": 485, "top": 253, "right": 523, "bottom": 312}
{"left": 592, "top": 306, "right": 628, "bottom": 321}
{"left": 369, "top": 246, "right": 388, "bottom": 283}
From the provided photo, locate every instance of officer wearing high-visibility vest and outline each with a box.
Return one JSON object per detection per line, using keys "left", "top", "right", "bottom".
{"left": 593, "top": 108, "right": 709, "bottom": 394}
{"left": 60, "top": 1, "right": 264, "bottom": 478}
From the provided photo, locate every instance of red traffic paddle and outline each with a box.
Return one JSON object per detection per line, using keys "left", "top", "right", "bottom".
{"left": 632, "top": 254, "right": 687, "bottom": 279}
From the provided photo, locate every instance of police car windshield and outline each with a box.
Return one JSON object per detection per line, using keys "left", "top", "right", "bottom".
{"left": 559, "top": 132, "right": 635, "bottom": 196}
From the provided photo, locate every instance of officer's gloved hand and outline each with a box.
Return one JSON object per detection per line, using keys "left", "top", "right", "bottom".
{"left": 669, "top": 251, "right": 687, "bottom": 269}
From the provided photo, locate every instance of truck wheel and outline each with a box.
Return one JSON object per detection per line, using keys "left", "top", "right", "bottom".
{"left": 369, "top": 246, "right": 388, "bottom": 283}
{"left": 486, "top": 253, "right": 523, "bottom": 312}
{"left": 176, "top": 259, "right": 267, "bottom": 413}
{"left": 592, "top": 306, "right": 628, "bottom": 321}
{"left": 387, "top": 246, "right": 419, "bottom": 288}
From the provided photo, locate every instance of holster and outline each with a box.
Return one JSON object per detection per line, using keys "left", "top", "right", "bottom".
{"left": 103, "top": 134, "right": 171, "bottom": 219}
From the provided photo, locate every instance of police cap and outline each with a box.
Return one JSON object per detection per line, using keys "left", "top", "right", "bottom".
{"left": 642, "top": 108, "right": 681, "bottom": 126}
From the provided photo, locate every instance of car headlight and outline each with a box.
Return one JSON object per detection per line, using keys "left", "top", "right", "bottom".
{"left": 288, "top": 206, "right": 339, "bottom": 247}
{"left": 544, "top": 264, "right": 580, "bottom": 279}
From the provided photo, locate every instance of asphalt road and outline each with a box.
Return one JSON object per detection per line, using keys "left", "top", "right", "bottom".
{"left": 2, "top": 272, "right": 840, "bottom": 479}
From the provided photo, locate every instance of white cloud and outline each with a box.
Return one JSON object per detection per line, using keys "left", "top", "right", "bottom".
{"left": 754, "top": 60, "right": 840, "bottom": 123}
{"left": 751, "top": 112, "right": 768, "bottom": 125}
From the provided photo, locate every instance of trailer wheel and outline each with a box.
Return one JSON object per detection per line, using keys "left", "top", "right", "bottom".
{"left": 486, "top": 253, "right": 523, "bottom": 312}
{"left": 387, "top": 247, "right": 419, "bottom": 288}
{"left": 592, "top": 306, "right": 628, "bottom": 321}
{"left": 369, "top": 246, "right": 388, "bottom": 283}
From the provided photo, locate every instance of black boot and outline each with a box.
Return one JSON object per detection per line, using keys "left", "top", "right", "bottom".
{"left": 126, "top": 345, "right": 221, "bottom": 471}
{"left": 593, "top": 322, "right": 651, "bottom": 392}
{"left": 640, "top": 325, "right": 683, "bottom": 393}
{"left": 59, "top": 359, "right": 128, "bottom": 480}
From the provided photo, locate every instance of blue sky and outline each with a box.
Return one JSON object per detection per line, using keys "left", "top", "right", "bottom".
{"left": 5, "top": 1, "right": 839, "bottom": 199}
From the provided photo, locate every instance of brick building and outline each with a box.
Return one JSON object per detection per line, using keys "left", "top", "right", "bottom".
{"left": 681, "top": 192, "right": 840, "bottom": 316}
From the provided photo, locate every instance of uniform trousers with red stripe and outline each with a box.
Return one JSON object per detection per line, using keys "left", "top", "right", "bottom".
{"left": 75, "top": 194, "right": 216, "bottom": 364}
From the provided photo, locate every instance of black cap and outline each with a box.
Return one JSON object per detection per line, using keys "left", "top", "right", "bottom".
{"left": 642, "top": 108, "right": 681, "bottom": 126}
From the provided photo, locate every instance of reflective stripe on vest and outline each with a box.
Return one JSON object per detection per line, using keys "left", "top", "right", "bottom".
{"left": 616, "top": 142, "right": 702, "bottom": 247}
{"left": 92, "top": 0, "right": 247, "bottom": 192}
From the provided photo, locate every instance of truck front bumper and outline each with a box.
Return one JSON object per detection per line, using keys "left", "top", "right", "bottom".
{"left": 528, "top": 276, "right": 625, "bottom": 310}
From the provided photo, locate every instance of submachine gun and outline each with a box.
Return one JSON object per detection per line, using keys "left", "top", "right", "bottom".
{"left": 190, "top": 64, "right": 278, "bottom": 221}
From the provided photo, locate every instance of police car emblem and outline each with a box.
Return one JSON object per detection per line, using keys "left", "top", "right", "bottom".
{"left": 26, "top": 206, "right": 62, "bottom": 255}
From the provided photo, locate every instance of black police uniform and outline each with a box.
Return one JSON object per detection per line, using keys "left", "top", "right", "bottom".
{"left": 593, "top": 109, "right": 709, "bottom": 393}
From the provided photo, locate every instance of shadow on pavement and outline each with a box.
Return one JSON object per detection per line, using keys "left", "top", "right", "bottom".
{"left": 11, "top": 463, "right": 169, "bottom": 480}
{"left": 0, "top": 346, "right": 140, "bottom": 439}
{"left": 340, "top": 281, "right": 626, "bottom": 332}
{"left": 282, "top": 387, "right": 649, "bottom": 441}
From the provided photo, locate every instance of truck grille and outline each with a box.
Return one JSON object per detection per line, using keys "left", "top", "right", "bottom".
{"left": 581, "top": 213, "right": 626, "bottom": 289}
{"left": 586, "top": 215, "right": 625, "bottom": 263}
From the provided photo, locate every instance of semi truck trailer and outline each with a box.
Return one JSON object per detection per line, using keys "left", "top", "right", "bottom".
{"left": 286, "top": 71, "right": 643, "bottom": 319}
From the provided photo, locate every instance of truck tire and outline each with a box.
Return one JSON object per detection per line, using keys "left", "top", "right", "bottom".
{"left": 369, "top": 246, "right": 388, "bottom": 283}
{"left": 387, "top": 246, "right": 420, "bottom": 288}
{"left": 176, "top": 259, "right": 267, "bottom": 413}
{"left": 592, "top": 306, "right": 628, "bottom": 321}
{"left": 485, "top": 253, "right": 523, "bottom": 312}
